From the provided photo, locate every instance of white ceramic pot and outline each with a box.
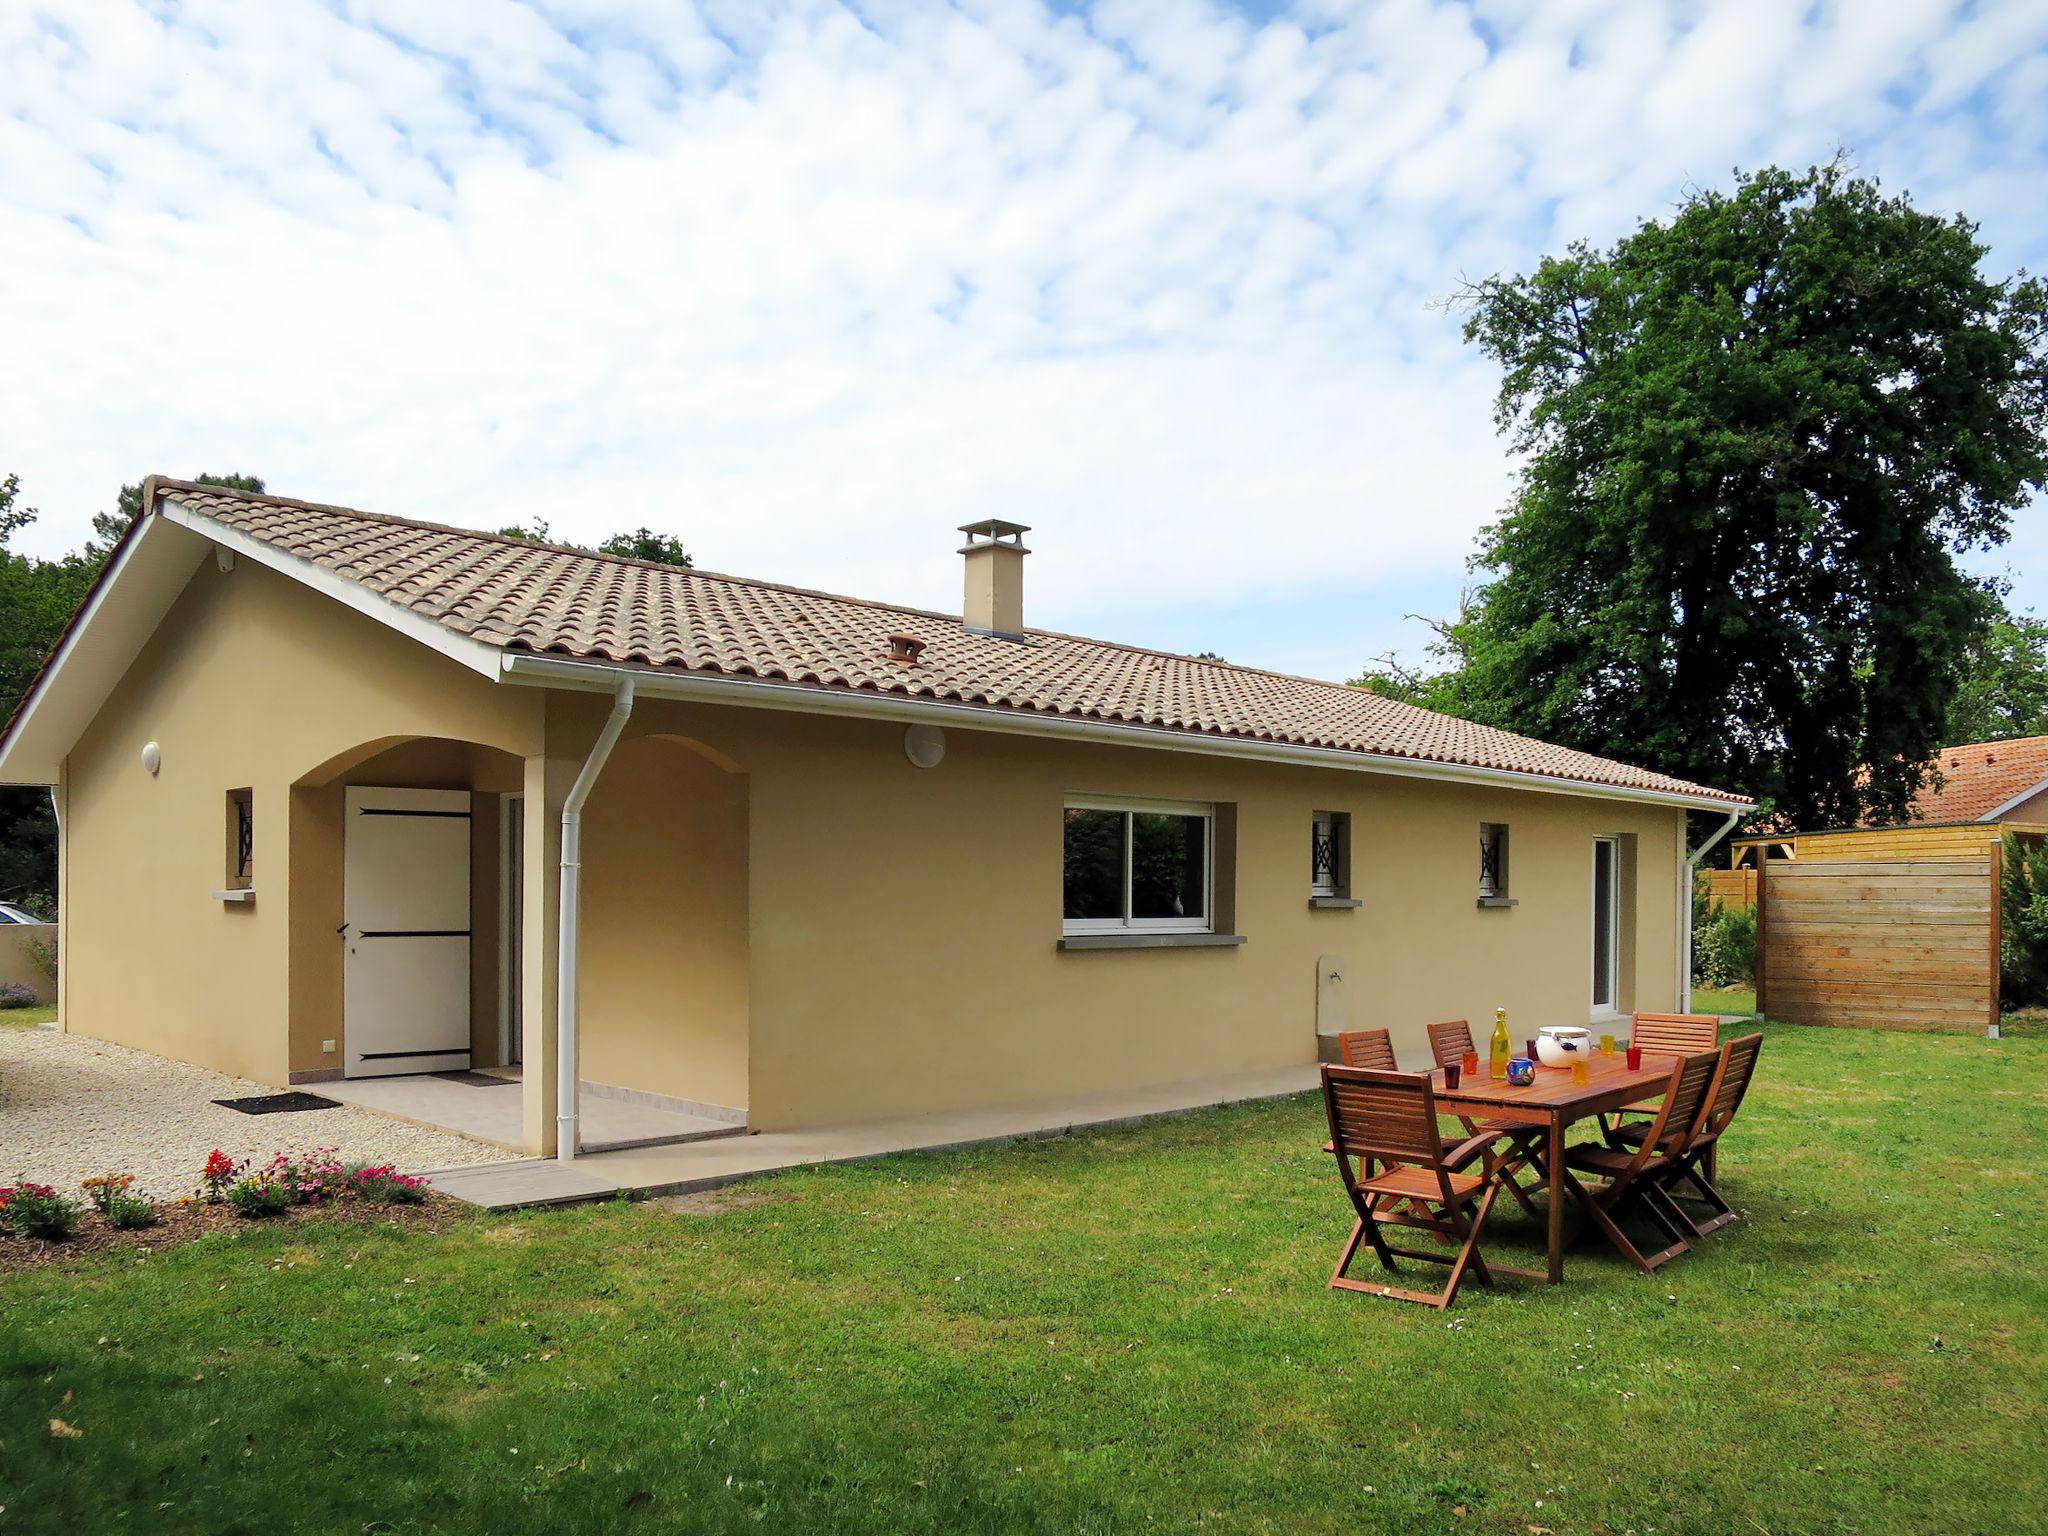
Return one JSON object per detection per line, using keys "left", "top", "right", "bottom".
{"left": 1535, "top": 1026, "right": 1593, "bottom": 1069}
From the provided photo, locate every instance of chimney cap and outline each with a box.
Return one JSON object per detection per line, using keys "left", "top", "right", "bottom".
{"left": 958, "top": 518, "right": 1031, "bottom": 553}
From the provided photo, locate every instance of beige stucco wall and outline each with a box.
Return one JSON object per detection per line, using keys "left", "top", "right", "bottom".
{"left": 545, "top": 691, "right": 1686, "bottom": 1134}
{"left": 578, "top": 733, "right": 750, "bottom": 1111}
{"left": 61, "top": 557, "right": 540, "bottom": 1085}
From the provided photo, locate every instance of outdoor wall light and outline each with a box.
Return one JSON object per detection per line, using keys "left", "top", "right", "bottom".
{"left": 903, "top": 723, "right": 946, "bottom": 769}
{"left": 140, "top": 740, "right": 161, "bottom": 776}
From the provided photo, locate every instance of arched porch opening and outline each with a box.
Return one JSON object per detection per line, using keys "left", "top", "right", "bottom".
{"left": 287, "top": 735, "right": 524, "bottom": 1086}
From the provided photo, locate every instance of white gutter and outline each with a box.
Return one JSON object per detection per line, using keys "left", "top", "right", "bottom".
{"left": 1679, "top": 809, "right": 1745, "bottom": 1013}
{"left": 500, "top": 653, "right": 1756, "bottom": 816}
{"left": 555, "top": 677, "right": 635, "bottom": 1162}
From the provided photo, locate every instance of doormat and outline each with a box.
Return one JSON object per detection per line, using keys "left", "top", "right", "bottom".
{"left": 430, "top": 1071, "right": 517, "bottom": 1088}
{"left": 211, "top": 1091, "right": 342, "bottom": 1116}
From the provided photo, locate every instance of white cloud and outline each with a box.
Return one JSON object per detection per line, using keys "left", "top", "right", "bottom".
{"left": 1, "top": 0, "right": 2043, "bottom": 681}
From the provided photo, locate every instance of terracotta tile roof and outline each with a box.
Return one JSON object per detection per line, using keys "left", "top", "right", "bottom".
{"left": 153, "top": 479, "right": 1748, "bottom": 806}
{"left": 1911, "top": 735, "right": 2048, "bottom": 823}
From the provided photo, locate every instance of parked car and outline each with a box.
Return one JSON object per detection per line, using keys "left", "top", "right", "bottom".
{"left": 0, "top": 903, "right": 48, "bottom": 924}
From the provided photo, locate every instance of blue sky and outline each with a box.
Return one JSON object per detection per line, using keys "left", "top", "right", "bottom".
{"left": 3, "top": 0, "right": 2044, "bottom": 682}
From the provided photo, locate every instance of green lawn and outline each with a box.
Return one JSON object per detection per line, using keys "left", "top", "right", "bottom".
{"left": 1691, "top": 984, "right": 1757, "bottom": 1015}
{"left": 0, "top": 1002, "right": 56, "bottom": 1028}
{"left": 3, "top": 1020, "right": 2042, "bottom": 1534}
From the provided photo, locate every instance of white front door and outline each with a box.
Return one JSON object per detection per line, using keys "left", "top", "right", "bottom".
{"left": 344, "top": 787, "right": 472, "bottom": 1078}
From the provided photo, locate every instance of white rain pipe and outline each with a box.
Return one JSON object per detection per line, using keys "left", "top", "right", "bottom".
{"left": 1679, "top": 809, "right": 1744, "bottom": 1014}
{"left": 556, "top": 677, "right": 635, "bottom": 1162}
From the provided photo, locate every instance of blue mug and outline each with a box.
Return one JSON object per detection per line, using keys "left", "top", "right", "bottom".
{"left": 1506, "top": 1057, "right": 1537, "bottom": 1086}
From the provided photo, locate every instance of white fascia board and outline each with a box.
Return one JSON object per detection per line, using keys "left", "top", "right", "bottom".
{"left": 501, "top": 652, "right": 1755, "bottom": 814}
{"left": 0, "top": 515, "right": 207, "bottom": 786}
{"left": 155, "top": 497, "right": 502, "bottom": 681}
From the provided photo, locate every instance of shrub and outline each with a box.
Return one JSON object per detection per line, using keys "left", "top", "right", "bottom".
{"left": 225, "top": 1177, "right": 291, "bottom": 1219}
{"left": 351, "top": 1165, "right": 430, "bottom": 1205}
{"left": 2, "top": 1181, "right": 81, "bottom": 1240}
{"left": 106, "top": 1192, "right": 158, "bottom": 1230}
{"left": 1692, "top": 900, "right": 1757, "bottom": 988}
{"left": 2000, "top": 834, "right": 2048, "bottom": 1011}
{"left": 0, "top": 981, "right": 37, "bottom": 1010}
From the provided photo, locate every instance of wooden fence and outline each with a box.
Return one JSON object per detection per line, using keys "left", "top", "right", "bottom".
{"left": 1699, "top": 867, "right": 1757, "bottom": 913}
{"left": 1756, "top": 854, "right": 1998, "bottom": 1032}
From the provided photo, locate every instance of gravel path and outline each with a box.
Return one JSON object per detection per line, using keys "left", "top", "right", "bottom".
{"left": 0, "top": 1024, "right": 505, "bottom": 1200}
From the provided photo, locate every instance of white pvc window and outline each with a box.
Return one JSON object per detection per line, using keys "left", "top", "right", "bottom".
{"left": 1063, "top": 796, "right": 1213, "bottom": 935}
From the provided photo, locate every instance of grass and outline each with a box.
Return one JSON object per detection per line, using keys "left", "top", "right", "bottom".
{"left": 1690, "top": 984, "right": 1757, "bottom": 1015}
{"left": 3, "top": 1020, "right": 2042, "bottom": 1534}
{"left": 0, "top": 1002, "right": 58, "bottom": 1028}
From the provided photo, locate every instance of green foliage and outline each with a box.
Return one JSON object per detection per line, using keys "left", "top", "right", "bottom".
{"left": 1446, "top": 161, "right": 2048, "bottom": 829}
{"left": 3, "top": 1182, "right": 81, "bottom": 1240}
{"left": 1693, "top": 901, "right": 1758, "bottom": 988}
{"left": 497, "top": 520, "right": 692, "bottom": 569}
{"left": 225, "top": 1177, "right": 291, "bottom": 1219}
{"left": 1948, "top": 607, "right": 2048, "bottom": 745}
{"left": 595, "top": 527, "right": 693, "bottom": 568}
{"left": 1999, "top": 833, "right": 2048, "bottom": 1010}
{"left": 105, "top": 1192, "right": 158, "bottom": 1230}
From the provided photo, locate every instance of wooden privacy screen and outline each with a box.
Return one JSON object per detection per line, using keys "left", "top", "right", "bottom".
{"left": 1757, "top": 854, "right": 1998, "bottom": 1032}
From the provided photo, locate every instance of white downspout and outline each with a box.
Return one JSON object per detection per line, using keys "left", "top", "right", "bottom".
{"left": 1680, "top": 809, "right": 1744, "bottom": 1014}
{"left": 556, "top": 678, "right": 635, "bottom": 1162}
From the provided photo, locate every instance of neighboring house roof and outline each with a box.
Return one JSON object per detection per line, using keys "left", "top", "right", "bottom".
{"left": 1911, "top": 735, "right": 2048, "bottom": 823}
{"left": 0, "top": 477, "right": 1751, "bottom": 809}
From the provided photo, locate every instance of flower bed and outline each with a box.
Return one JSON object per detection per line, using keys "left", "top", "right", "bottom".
{"left": 0, "top": 1149, "right": 448, "bottom": 1272}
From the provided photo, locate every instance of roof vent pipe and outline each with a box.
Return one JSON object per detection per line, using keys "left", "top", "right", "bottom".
{"left": 557, "top": 676, "right": 634, "bottom": 1162}
{"left": 958, "top": 519, "right": 1030, "bottom": 640}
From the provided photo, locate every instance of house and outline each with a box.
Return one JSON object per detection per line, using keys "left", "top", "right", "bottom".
{"left": 0, "top": 478, "right": 1751, "bottom": 1158}
{"left": 1909, "top": 735, "right": 2048, "bottom": 825}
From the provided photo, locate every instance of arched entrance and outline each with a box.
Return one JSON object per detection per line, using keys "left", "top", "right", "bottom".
{"left": 287, "top": 735, "right": 524, "bottom": 1084}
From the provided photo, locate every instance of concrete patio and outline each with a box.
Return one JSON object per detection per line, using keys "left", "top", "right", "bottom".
{"left": 322, "top": 1070, "right": 742, "bottom": 1154}
{"left": 419, "top": 1061, "right": 1319, "bottom": 1210}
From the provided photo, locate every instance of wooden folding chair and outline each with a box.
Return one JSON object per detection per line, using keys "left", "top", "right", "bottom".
{"left": 1422, "top": 1019, "right": 1541, "bottom": 1219}
{"left": 1604, "top": 1013, "right": 1721, "bottom": 1141}
{"left": 1651, "top": 1033, "right": 1764, "bottom": 1236}
{"left": 1322, "top": 1065, "right": 1506, "bottom": 1309}
{"left": 1560, "top": 1050, "right": 1720, "bottom": 1273}
{"left": 1335, "top": 1029, "right": 1398, "bottom": 1070}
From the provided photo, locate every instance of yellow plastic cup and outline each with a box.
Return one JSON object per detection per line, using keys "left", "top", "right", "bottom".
{"left": 1600, "top": 1034, "right": 1616, "bottom": 1057}
{"left": 1571, "top": 1056, "right": 1590, "bottom": 1085}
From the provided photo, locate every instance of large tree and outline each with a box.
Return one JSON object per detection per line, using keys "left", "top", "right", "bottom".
{"left": 1443, "top": 162, "right": 2048, "bottom": 829}
{"left": 1945, "top": 604, "right": 2048, "bottom": 745}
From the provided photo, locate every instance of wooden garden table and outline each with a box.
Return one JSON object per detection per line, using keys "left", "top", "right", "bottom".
{"left": 1434, "top": 1050, "right": 1674, "bottom": 1284}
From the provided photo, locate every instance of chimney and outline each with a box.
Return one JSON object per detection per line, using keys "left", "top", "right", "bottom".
{"left": 958, "top": 519, "right": 1031, "bottom": 639}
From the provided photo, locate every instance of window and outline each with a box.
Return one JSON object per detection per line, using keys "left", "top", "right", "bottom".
{"left": 1063, "top": 798, "right": 1212, "bottom": 934}
{"left": 226, "top": 788, "right": 254, "bottom": 889}
{"left": 1478, "top": 822, "right": 1511, "bottom": 904}
{"left": 1310, "top": 809, "right": 1352, "bottom": 900}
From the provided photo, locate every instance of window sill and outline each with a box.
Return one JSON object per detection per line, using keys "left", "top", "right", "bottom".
{"left": 1476, "top": 896, "right": 1518, "bottom": 909}
{"left": 1308, "top": 896, "right": 1361, "bottom": 910}
{"left": 1057, "top": 932, "right": 1247, "bottom": 951}
{"left": 214, "top": 888, "right": 256, "bottom": 904}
